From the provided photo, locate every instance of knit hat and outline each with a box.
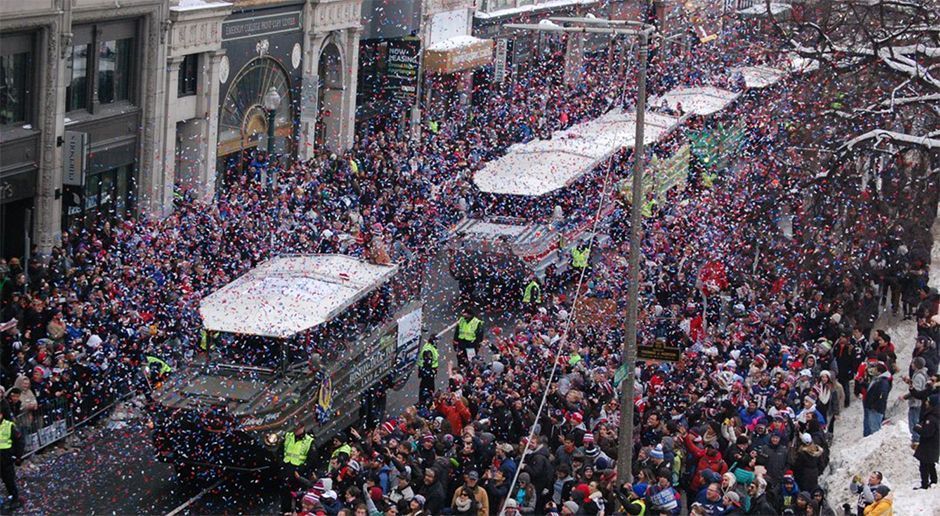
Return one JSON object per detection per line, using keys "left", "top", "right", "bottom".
{"left": 583, "top": 432, "right": 595, "bottom": 444}
{"left": 875, "top": 485, "right": 891, "bottom": 497}
{"left": 347, "top": 459, "right": 361, "bottom": 472}
{"left": 303, "top": 491, "right": 320, "bottom": 505}
{"left": 650, "top": 444, "right": 665, "bottom": 460}
{"left": 563, "top": 501, "right": 580, "bottom": 514}
{"left": 800, "top": 433, "right": 813, "bottom": 444}
{"left": 369, "top": 487, "right": 384, "bottom": 502}
{"left": 422, "top": 434, "right": 436, "bottom": 444}
{"left": 381, "top": 420, "right": 396, "bottom": 434}
{"left": 783, "top": 470, "right": 795, "bottom": 482}
{"left": 413, "top": 495, "right": 426, "bottom": 507}
{"left": 569, "top": 412, "right": 583, "bottom": 424}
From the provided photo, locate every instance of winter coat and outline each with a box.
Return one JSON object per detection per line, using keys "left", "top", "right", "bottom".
{"left": 436, "top": 399, "right": 472, "bottom": 434}
{"left": 757, "top": 442, "right": 789, "bottom": 485}
{"left": 792, "top": 443, "right": 825, "bottom": 493}
{"left": 451, "top": 485, "right": 489, "bottom": 516}
{"left": 862, "top": 496, "right": 893, "bottom": 516}
{"left": 419, "top": 479, "right": 447, "bottom": 515}
{"left": 914, "top": 403, "right": 939, "bottom": 463}
{"left": 747, "top": 493, "right": 777, "bottom": 515}
{"left": 863, "top": 374, "right": 891, "bottom": 414}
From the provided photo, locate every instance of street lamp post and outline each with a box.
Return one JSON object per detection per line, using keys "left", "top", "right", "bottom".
{"left": 263, "top": 86, "right": 281, "bottom": 192}
{"left": 501, "top": 17, "right": 654, "bottom": 488}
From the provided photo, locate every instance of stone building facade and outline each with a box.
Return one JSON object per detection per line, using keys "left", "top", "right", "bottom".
{"left": 0, "top": 0, "right": 363, "bottom": 257}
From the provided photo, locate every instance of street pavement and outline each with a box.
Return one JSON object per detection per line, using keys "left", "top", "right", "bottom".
{"left": 13, "top": 250, "right": 528, "bottom": 515}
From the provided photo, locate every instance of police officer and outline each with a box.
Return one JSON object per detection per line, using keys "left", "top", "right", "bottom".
{"left": 144, "top": 355, "right": 172, "bottom": 387}
{"left": 570, "top": 244, "right": 591, "bottom": 278}
{"left": 522, "top": 276, "right": 542, "bottom": 312}
{"left": 0, "top": 408, "right": 23, "bottom": 510}
{"left": 417, "top": 337, "right": 439, "bottom": 409}
{"left": 453, "top": 310, "right": 483, "bottom": 369}
{"left": 281, "top": 423, "right": 314, "bottom": 513}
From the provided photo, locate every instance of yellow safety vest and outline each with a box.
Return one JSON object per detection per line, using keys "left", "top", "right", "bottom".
{"left": 283, "top": 432, "right": 314, "bottom": 466}
{"left": 199, "top": 329, "right": 217, "bottom": 351}
{"left": 523, "top": 280, "right": 542, "bottom": 304}
{"left": 331, "top": 443, "right": 352, "bottom": 459}
{"left": 456, "top": 317, "right": 482, "bottom": 343}
{"left": 418, "top": 341, "right": 440, "bottom": 369}
{"left": 571, "top": 246, "right": 590, "bottom": 269}
{"left": 634, "top": 499, "right": 646, "bottom": 516}
{"left": 642, "top": 199, "right": 657, "bottom": 218}
{"left": 0, "top": 420, "right": 13, "bottom": 450}
{"left": 145, "top": 355, "right": 172, "bottom": 374}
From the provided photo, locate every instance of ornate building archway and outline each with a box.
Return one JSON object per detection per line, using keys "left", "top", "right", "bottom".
{"left": 217, "top": 56, "right": 294, "bottom": 178}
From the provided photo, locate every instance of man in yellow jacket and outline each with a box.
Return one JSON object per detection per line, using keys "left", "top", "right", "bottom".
{"left": 863, "top": 485, "right": 893, "bottom": 516}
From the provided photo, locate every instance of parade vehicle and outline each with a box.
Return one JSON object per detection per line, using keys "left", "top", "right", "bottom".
{"left": 151, "top": 254, "right": 424, "bottom": 474}
{"left": 450, "top": 107, "right": 685, "bottom": 299}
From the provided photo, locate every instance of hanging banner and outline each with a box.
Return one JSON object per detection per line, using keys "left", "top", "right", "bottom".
{"left": 494, "top": 38, "right": 510, "bottom": 83}
{"left": 385, "top": 36, "right": 421, "bottom": 105}
{"left": 63, "top": 131, "right": 88, "bottom": 186}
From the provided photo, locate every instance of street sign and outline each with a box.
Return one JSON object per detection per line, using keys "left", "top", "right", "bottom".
{"left": 63, "top": 131, "right": 88, "bottom": 186}
{"left": 637, "top": 338, "right": 681, "bottom": 362}
{"left": 494, "top": 38, "right": 509, "bottom": 83}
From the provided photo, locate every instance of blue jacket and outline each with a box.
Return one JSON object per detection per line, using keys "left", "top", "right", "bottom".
{"left": 864, "top": 374, "right": 892, "bottom": 413}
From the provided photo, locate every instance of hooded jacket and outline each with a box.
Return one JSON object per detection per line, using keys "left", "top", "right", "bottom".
{"left": 863, "top": 372, "right": 892, "bottom": 414}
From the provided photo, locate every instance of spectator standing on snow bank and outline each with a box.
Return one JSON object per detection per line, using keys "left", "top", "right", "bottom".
{"left": 913, "top": 393, "right": 939, "bottom": 490}
{"left": 863, "top": 364, "right": 892, "bottom": 437}
{"left": 904, "top": 357, "right": 929, "bottom": 444}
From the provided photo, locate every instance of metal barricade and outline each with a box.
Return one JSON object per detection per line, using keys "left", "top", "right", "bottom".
{"left": 15, "top": 365, "right": 139, "bottom": 457}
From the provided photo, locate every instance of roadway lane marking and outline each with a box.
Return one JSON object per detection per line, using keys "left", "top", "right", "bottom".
{"left": 165, "top": 478, "right": 224, "bottom": 516}
{"left": 435, "top": 322, "right": 457, "bottom": 338}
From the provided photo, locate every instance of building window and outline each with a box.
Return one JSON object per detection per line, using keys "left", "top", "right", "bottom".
{"left": 0, "top": 51, "right": 29, "bottom": 125}
{"left": 66, "top": 44, "right": 90, "bottom": 112}
{"left": 97, "top": 38, "right": 132, "bottom": 103}
{"left": 178, "top": 54, "right": 198, "bottom": 97}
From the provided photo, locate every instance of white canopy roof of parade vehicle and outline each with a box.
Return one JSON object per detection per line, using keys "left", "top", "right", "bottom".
{"left": 650, "top": 86, "right": 740, "bottom": 116}
{"left": 199, "top": 255, "right": 398, "bottom": 338}
{"left": 473, "top": 109, "right": 681, "bottom": 197}
{"left": 731, "top": 65, "right": 786, "bottom": 89}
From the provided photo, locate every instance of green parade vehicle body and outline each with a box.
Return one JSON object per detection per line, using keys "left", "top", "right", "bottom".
{"left": 150, "top": 254, "right": 424, "bottom": 474}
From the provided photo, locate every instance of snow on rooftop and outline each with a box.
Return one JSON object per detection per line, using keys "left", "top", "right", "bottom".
{"left": 427, "top": 35, "right": 487, "bottom": 52}
{"left": 731, "top": 65, "right": 786, "bottom": 89}
{"left": 199, "top": 255, "right": 397, "bottom": 338}
{"left": 737, "top": 2, "right": 791, "bottom": 15}
{"left": 650, "top": 86, "right": 740, "bottom": 116}
{"left": 171, "top": 0, "right": 232, "bottom": 12}
{"left": 473, "top": 109, "right": 681, "bottom": 197}
{"left": 475, "top": 0, "right": 598, "bottom": 20}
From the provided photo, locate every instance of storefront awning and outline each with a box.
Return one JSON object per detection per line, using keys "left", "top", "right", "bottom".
{"left": 424, "top": 36, "right": 493, "bottom": 74}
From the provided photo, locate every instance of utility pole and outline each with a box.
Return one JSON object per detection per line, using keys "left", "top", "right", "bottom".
{"left": 618, "top": 29, "right": 649, "bottom": 485}
{"left": 501, "top": 16, "right": 654, "bottom": 491}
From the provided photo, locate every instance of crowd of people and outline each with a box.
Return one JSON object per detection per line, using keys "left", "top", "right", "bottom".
{"left": 0, "top": 11, "right": 938, "bottom": 516}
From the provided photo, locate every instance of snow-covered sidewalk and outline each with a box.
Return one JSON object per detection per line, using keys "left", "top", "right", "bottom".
{"left": 820, "top": 210, "right": 940, "bottom": 516}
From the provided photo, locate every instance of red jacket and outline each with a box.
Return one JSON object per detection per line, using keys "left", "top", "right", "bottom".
{"left": 436, "top": 399, "right": 471, "bottom": 434}
{"left": 684, "top": 435, "right": 728, "bottom": 491}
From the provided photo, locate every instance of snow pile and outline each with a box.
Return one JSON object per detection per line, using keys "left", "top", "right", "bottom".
{"left": 427, "top": 36, "right": 487, "bottom": 52}
{"left": 822, "top": 420, "right": 936, "bottom": 515}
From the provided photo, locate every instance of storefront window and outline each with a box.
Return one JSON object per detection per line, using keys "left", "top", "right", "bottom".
{"left": 66, "top": 45, "right": 89, "bottom": 112}
{"left": 0, "top": 51, "right": 29, "bottom": 125}
{"left": 98, "top": 38, "right": 132, "bottom": 103}
{"left": 76, "top": 165, "right": 135, "bottom": 230}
